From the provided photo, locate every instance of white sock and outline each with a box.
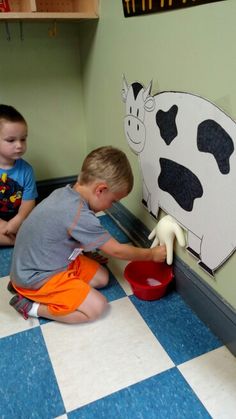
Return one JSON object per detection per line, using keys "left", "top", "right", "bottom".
{"left": 28, "top": 302, "right": 40, "bottom": 318}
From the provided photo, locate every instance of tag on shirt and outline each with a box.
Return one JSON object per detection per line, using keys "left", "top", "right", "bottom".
{"left": 68, "top": 248, "right": 83, "bottom": 261}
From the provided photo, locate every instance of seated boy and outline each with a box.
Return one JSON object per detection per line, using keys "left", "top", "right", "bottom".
{"left": 9, "top": 146, "right": 166, "bottom": 324}
{"left": 0, "top": 105, "right": 37, "bottom": 245}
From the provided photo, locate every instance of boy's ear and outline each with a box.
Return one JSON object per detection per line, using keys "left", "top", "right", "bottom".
{"left": 95, "top": 182, "right": 108, "bottom": 196}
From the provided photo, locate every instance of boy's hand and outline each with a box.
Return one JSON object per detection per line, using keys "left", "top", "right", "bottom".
{"left": 4, "top": 215, "right": 22, "bottom": 236}
{"left": 151, "top": 244, "right": 167, "bottom": 263}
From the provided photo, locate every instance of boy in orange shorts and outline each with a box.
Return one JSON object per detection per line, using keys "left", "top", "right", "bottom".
{"left": 9, "top": 146, "right": 166, "bottom": 324}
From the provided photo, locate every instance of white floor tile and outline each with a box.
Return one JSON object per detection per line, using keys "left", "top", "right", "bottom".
{"left": 0, "top": 276, "right": 39, "bottom": 338}
{"left": 41, "top": 296, "right": 174, "bottom": 412}
{"left": 178, "top": 346, "right": 236, "bottom": 419}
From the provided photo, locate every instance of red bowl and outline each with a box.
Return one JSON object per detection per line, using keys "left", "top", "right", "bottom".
{"left": 124, "top": 261, "right": 174, "bottom": 301}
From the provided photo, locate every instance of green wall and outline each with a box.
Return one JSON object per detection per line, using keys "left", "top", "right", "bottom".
{"left": 0, "top": 22, "right": 86, "bottom": 179}
{"left": 79, "top": 0, "right": 236, "bottom": 309}
{"left": 0, "top": 1, "right": 235, "bottom": 309}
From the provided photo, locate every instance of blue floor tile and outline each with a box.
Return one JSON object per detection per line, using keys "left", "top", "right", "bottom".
{"left": 0, "top": 247, "right": 13, "bottom": 277}
{"left": 38, "top": 317, "right": 53, "bottom": 326}
{"left": 99, "top": 214, "right": 130, "bottom": 243}
{"left": 130, "top": 291, "right": 222, "bottom": 364}
{"left": 68, "top": 368, "right": 211, "bottom": 419}
{"left": 0, "top": 327, "right": 65, "bottom": 419}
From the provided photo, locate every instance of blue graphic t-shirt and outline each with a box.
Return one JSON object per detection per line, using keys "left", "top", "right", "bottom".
{"left": 0, "top": 159, "right": 38, "bottom": 221}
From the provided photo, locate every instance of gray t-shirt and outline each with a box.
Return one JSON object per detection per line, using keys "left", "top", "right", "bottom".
{"left": 10, "top": 185, "right": 111, "bottom": 288}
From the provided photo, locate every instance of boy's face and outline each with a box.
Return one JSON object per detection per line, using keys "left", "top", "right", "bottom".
{"left": 0, "top": 120, "right": 28, "bottom": 166}
{"left": 91, "top": 184, "right": 128, "bottom": 213}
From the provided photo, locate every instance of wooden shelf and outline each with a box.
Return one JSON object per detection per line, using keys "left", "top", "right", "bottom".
{"left": 0, "top": 0, "right": 99, "bottom": 20}
{"left": 0, "top": 12, "right": 99, "bottom": 20}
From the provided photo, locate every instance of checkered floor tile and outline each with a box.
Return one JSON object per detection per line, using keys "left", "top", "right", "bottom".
{"left": 0, "top": 214, "right": 235, "bottom": 418}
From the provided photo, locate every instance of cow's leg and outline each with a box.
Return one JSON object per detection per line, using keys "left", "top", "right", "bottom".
{"left": 186, "top": 231, "right": 201, "bottom": 259}
{"left": 199, "top": 233, "right": 235, "bottom": 275}
{"left": 150, "top": 194, "right": 159, "bottom": 219}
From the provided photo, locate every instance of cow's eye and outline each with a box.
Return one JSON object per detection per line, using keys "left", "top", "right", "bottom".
{"left": 137, "top": 124, "right": 139, "bottom": 131}
{"left": 137, "top": 109, "right": 139, "bottom": 117}
{"left": 130, "top": 106, "right": 132, "bottom": 114}
{"left": 128, "top": 120, "right": 130, "bottom": 126}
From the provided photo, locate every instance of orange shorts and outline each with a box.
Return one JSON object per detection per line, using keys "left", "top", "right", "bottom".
{"left": 13, "top": 255, "right": 100, "bottom": 316}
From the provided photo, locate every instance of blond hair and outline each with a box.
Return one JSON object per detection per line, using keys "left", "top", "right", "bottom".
{"left": 79, "top": 146, "right": 133, "bottom": 194}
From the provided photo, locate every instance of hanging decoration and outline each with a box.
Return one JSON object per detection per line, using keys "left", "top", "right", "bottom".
{"left": 0, "top": 0, "right": 10, "bottom": 12}
{"left": 122, "top": 0, "right": 226, "bottom": 17}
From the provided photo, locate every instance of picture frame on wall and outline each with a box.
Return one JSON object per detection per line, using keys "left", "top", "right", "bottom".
{"left": 122, "top": 0, "right": 227, "bottom": 18}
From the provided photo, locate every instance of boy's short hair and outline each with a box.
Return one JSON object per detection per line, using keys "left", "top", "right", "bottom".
{"left": 0, "top": 104, "right": 26, "bottom": 126}
{"left": 79, "top": 146, "right": 134, "bottom": 194}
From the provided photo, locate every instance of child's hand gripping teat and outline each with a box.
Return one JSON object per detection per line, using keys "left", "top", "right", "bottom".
{"left": 148, "top": 215, "right": 186, "bottom": 265}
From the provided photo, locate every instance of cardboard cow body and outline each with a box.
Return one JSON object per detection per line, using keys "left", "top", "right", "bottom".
{"left": 122, "top": 76, "right": 236, "bottom": 276}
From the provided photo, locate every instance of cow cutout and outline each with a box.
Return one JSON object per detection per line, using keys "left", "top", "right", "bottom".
{"left": 122, "top": 76, "right": 236, "bottom": 276}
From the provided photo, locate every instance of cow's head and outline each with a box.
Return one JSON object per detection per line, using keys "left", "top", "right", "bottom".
{"left": 122, "top": 75, "right": 155, "bottom": 154}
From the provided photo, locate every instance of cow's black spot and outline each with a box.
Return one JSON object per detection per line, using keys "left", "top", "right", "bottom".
{"left": 131, "top": 82, "right": 143, "bottom": 100}
{"left": 156, "top": 105, "right": 178, "bottom": 145}
{"left": 197, "top": 119, "right": 234, "bottom": 174}
{"left": 158, "top": 158, "right": 203, "bottom": 212}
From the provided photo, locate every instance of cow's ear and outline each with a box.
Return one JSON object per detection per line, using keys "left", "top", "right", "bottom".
{"left": 122, "top": 74, "right": 129, "bottom": 102}
{"left": 143, "top": 80, "right": 152, "bottom": 101}
{"left": 144, "top": 96, "right": 155, "bottom": 112}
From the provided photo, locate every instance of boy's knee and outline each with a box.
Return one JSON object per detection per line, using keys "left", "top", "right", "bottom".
{"left": 99, "top": 268, "right": 109, "bottom": 288}
{"left": 58, "top": 295, "right": 108, "bottom": 324}
{"left": 89, "top": 294, "right": 108, "bottom": 321}
{"left": 91, "top": 266, "right": 109, "bottom": 289}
